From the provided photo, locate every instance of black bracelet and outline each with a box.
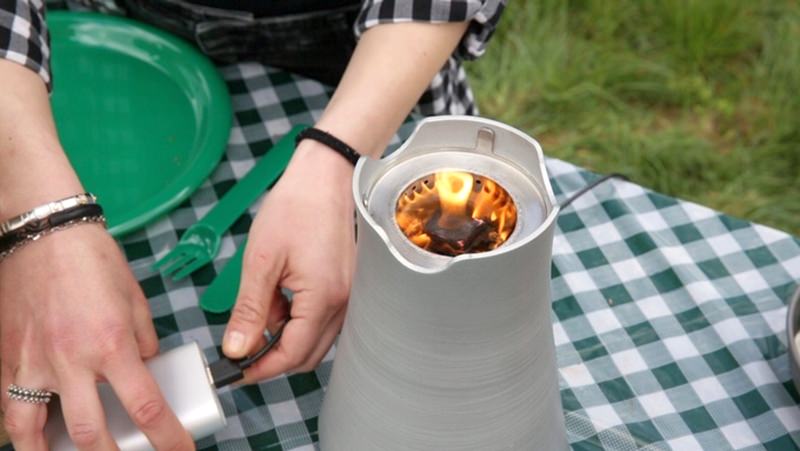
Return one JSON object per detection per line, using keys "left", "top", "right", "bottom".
{"left": 0, "top": 204, "right": 105, "bottom": 259}
{"left": 295, "top": 127, "right": 362, "bottom": 166}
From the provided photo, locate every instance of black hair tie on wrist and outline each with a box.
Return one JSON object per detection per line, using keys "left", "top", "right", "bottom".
{"left": 295, "top": 127, "right": 361, "bottom": 166}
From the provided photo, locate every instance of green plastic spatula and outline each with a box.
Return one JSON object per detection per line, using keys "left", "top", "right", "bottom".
{"left": 200, "top": 240, "right": 246, "bottom": 313}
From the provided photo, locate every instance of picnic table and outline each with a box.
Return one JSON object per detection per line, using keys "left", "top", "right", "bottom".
{"left": 1, "top": 62, "right": 799, "bottom": 450}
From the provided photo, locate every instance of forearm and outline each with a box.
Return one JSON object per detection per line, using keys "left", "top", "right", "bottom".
{"left": 315, "top": 21, "right": 469, "bottom": 159}
{"left": 0, "top": 60, "right": 83, "bottom": 218}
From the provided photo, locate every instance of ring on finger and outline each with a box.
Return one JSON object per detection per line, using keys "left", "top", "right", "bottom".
{"left": 7, "top": 384, "right": 53, "bottom": 404}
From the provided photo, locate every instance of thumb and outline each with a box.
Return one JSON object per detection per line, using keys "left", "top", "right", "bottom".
{"left": 223, "top": 245, "right": 282, "bottom": 358}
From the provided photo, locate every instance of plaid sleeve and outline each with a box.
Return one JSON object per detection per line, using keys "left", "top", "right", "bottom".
{"left": 0, "top": 0, "right": 51, "bottom": 89}
{"left": 355, "top": 0, "right": 506, "bottom": 60}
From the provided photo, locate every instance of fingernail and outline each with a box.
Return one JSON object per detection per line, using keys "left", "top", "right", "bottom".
{"left": 224, "top": 331, "right": 245, "bottom": 355}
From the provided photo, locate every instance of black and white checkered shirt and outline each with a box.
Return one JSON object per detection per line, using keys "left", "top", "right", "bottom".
{"left": 0, "top": 0, "right": 504, "bottom": 115}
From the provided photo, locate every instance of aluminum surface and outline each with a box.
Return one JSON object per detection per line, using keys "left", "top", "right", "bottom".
{"left": 320, "top": 116, "right": 567, "bottom": 450}
{"left": 46, "top": 342, "right": 226, "bottom": 451}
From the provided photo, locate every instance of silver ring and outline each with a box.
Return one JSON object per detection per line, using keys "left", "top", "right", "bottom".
{"left": 7, "top": 384, "right": 53, "bottom": 404}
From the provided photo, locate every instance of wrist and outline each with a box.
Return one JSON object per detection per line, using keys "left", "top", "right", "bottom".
{"left": 0, "top": 220, "right": 109, "bottom": 268}
{"left": 295, "top": 127, "right": 361, "bottom": 166}
{"left": 290, "top": 140, "right": 355, "bottom": 180}
{"left": 0, "top": 147, "right": 85, "bottom": 220}
{"left": 0, "top": 61, "right": 82, "bottom": 218}
{"left": 0, "top": 196, "right": 106, "bottom": 262}
{"left": 283, "top": 140, "right": 355, "bottom": 207}
{"left": 313, "top": 115, "right": 386, "bottom": 160}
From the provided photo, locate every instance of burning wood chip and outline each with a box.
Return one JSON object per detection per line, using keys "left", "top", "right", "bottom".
{"left": 396, "top": 171, "right": 516, "bottom": 256}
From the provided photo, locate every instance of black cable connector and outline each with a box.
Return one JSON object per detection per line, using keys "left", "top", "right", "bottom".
{"left": 209, "top": 326, "right": 285, "bottom": 388}
{"left": 209, "top": 358, "right": 245, "bottom": 389}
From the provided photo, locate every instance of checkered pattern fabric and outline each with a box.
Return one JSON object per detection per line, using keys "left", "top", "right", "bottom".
{"left": 357, "top": 0, "right": 503, "bottom": 60}
{"left": 127, "top": 64, "right": 800, "bottom": 450}
{"left": 1, "top": 63, "right": 798, "bottom": 450}
{"left": 548, "top": 164, "right": 800, "bottom": 450}
{"left": 0, "top": 0, "right": 506, "bottom": 115}
{"left": 356, "top": 0, "right": 506, "bottom": 115}
{"left": 0, "top": 0, "right": 49, "bottom": 86}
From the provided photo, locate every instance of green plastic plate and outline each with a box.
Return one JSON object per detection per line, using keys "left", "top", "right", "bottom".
{"left": 48, "top": 11, "right": 232, "bottom": 237}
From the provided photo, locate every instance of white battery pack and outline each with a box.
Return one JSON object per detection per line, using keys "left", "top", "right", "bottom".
{"left": 46, "top": 341, "right": 227, "bottom": 451}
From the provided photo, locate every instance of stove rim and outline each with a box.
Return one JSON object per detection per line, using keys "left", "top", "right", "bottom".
{"left": 352, "top": 115, "right": 560, "bottom": 274}
{"left": 361, "top": 148, "right": 557, "bottom": 271}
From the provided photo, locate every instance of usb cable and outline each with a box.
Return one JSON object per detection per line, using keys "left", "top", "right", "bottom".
{"left": 208, "top": 325, "right": 285, "bottom": 388}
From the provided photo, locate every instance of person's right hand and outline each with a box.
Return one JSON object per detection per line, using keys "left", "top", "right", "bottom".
{"left": 0, "top": 224, "right": 194, "bottom": 451}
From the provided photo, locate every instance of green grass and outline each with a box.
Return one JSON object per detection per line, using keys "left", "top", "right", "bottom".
{"left": 467, "top": 0, "right": 800, "bottom": 236}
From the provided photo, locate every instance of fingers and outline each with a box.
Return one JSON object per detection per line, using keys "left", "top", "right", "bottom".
{"left": 130, "top": 292, "right": 159, "bottom": 359}
{"left": 2, "top": 400, "right": 48, "bottom": 451}
{"left": 103, "top": 349, "right": 193, "bottom": 451}
{"left": 2, "top": 367, "right": 49, "bottom": 451}
{"left": 241, "top": 300, "right": 342, "bottom": 383}
{"left": 297, "top": 310, "right": 345, "bottom": 372}
{"left": 223, "top": 245, "right": 283, "bottom": 358}
{"left": 242, "top": 314, "right": 343, "bottom": 385}
{"left": 240, "top": 318, "right": 315, "bottom": 382}
{"left": 1, "top": 362, "right": 12, "bottom": 414}
{"left": 57, "top": 370, "right": 118, "bottom": 451}
{"left": 266, "top": 291, "right": 291, "bottom": 333}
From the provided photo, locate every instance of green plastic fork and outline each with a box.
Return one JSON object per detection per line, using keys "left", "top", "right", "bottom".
{"left": 153, "top": 125, "right": 304, "bottom": 280}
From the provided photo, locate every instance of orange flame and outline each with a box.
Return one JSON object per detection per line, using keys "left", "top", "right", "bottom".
{"left": 435, "top": 171, "right": 473, "bottom": 224}
{"left": 396, "top": 171, "right": 517, "bottom": 256}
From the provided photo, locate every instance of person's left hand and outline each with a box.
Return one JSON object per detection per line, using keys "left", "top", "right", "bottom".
{"left": 221, "top": 139, "right": 356, "bottom": 382}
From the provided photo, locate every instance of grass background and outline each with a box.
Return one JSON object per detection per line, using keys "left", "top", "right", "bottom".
{"left": 1, "top": 0, "right": 797, "bottom": 447}
{"left": 467, "top": 0, "right": 799, "bottom": 236}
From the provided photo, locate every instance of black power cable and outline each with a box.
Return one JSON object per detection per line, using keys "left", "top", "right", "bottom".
{"left": 559, "top": 173, "right": 629, "bottom": 210}
{"left": 209, "top": 325, "right": 285, "bottom": 388}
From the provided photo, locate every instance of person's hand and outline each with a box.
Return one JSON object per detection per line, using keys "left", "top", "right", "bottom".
{"left": 0, "top": 224, "right": 195, "bottom": 451}
{"left": 222, "top": 140, "right": 356, "bottom": 382}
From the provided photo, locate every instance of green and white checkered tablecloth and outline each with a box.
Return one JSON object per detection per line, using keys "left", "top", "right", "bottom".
{"left": 14, "top": 63, "right": 800, "bottom": 450}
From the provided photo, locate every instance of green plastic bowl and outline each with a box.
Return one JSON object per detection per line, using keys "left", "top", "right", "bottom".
{"left": 49, "top": 11, "right": 232, "bottom": 237}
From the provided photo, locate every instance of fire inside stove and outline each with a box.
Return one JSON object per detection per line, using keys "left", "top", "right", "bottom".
{"left": 395, "top": 171, "right": 517, "bottom": 256}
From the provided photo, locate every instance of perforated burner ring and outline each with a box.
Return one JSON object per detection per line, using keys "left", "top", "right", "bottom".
{"left": 395, "top": 171, "right": 517, "bottom": 256}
